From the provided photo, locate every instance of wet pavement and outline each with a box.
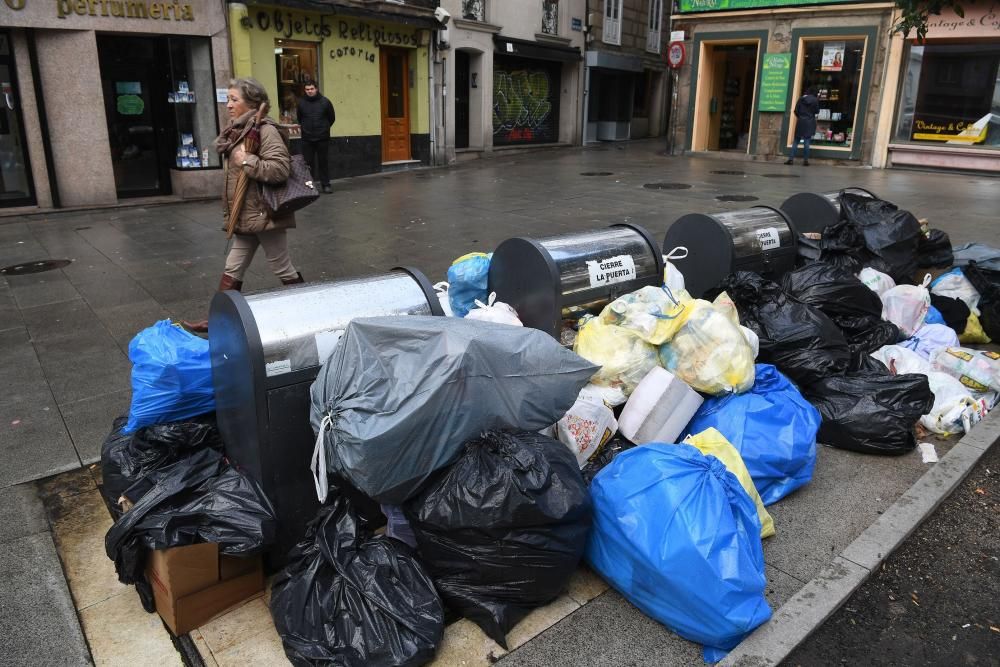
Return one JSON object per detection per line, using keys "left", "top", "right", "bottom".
{"left": 1, "top": 140, "right": 998, "bottom": 665}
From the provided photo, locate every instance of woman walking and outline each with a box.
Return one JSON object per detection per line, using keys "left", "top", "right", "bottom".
{"left": 785, "top": 86, "right": 819, "bottom": 166}
{"left": 183, "top": 78, "right": 303, "bottom": 333}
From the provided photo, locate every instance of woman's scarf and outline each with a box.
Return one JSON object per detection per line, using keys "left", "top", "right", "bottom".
{"left": 214, "top": 109, "right": 258, "bottom": 155}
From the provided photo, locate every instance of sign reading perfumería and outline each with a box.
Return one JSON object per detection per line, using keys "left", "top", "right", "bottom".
{"left": 1, "top": 0, "right": 223, "bottom": 33}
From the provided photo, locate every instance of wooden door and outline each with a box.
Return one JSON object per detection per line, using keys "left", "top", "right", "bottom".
{"left": 380, "top": 49, "right": 411, "bottom": 162}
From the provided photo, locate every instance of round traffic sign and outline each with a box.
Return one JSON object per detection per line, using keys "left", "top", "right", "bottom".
{"left": 667, "top": 41, "right": 686, "bottom": 69}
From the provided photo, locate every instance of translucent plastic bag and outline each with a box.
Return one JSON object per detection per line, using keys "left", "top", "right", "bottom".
{"left": 681, "top": 428, "right": 775, "bottom": 539}
{"left": 658, "top": 300, "right": 755, "bottom": 395}
{"left": 600, "top": 285, "right": 687, "bottom": 345}
{"left": 932, "top": 347, "right": 1000, "bottom": 394}
{"left": 930, "top": 268, "right": 980, "bottom": 313}
{"left": 681, "top": 364, "right": 820, "bottom": 506}
{"left": 900, "top": 323, "right": 959, "bottom": 360}
{"left": 575, "top": 317, "right": 659, "bottom": 396}
{"left": 433, "top": 281, "right": 454, "bottom": 317}
{"left": 125, "top": 320, "right": 215, "bottom": 433}
{"left": 465, "top": 292, "right": 522, "bottom": 327}
{"left": 447, "top": 252, "right": 491, "bottom": 318}
{"left": 586, "top": 444, "right": 771, "bottom": 662}
{"left": 663, "top": 246, "right": 688, "bottom": 294}
{"left": 960, "top": 312, "right": 992, "bottom": 344}
{"left": 557, "top": 392, "right": 619, "bottom": 468}
{"left": 858, "top": 266, "right": 896, "bottom": 297}
{"left": 712, "top": 291, "right": 740, "bottom": 327}
{"left": 881, "top": 275, "right": 932, "bottom": 338}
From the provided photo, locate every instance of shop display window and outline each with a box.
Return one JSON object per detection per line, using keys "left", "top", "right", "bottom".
{"left": 0, "top": 31, "right": 34, "bottom": 206}
{"left": 894, "top": 43, "right": 1000, "bottom": 149}
{"left": 790, "top": 38, "right": 865, "bottom": 150}
{"left": 275, "top": 40, "right": 320, "bottom": 138}
{"left": 167, "top": 38, "right": 220, "bottom": 169}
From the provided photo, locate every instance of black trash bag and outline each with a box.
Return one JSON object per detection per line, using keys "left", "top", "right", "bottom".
{"left": 404, "top": 430, "right": 592, "bottom": 648}
{"left": 803, "top": 371, "right": 933, "bottom": 455}
{"left": 722, "top": 271, "right": 852, "bottom": 387}
{"left": 100, "top": 415, "right": 223, "bottom": 516}
{"left": 963, "top": 261, "right": 1000, "bottom": 340}
{"left": 105, "top": 448, "right": 277, "bottom": 611}
{"left": 100, "top": 416, "right": 132, "bottom": 511}
{"left": 839, "top": 193, "right": 922, "bottom": 284}
{"left": 818, "top": 219, "right": 874, "bottom": 274}
{"left": 849, "top": 350, "right": 890, "bottom": 374}
{"left": 918, "top": 229, "right": 954, "bottom": 268}
{"left": 581, "top": 436, "right": 637, "bottom": 485}
{"left": 929, "top": 293, "right": 972, "bottom": 337}
{"left": 796, "top": 233, "right": 822, "bottom": 267}
{"left": 781, "top": 262, "right": 898, "bottom": 352}
{"left": 269, "top": 494, "right": 444, "bottom": 667}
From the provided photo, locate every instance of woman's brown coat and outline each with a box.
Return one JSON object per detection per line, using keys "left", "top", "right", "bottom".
{"left": 223, "top": 122, "right": 296, "bottom": 234}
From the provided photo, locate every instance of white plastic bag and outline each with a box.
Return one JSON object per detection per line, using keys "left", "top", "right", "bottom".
{"left": 930, "top": 268, "right": 981, "bottom": 314}
{"left": 433, "top": 281, "right": 454, "bottom": 317}
{"left": 900, "top": 323, "right": 959, "bottom": 360}
{"left": 858, "top": 267, "right": 896, "bottom": 298}
{"left": 740, "top": 325, "right": 760, "bottom": 360}
{"left": 932, "top": 347, "right": 1000, "bottom": 395}
{"left": 658, "top": 300, "right": 755, "bottom": 395}
{"left": 663, "top": 246, "right": 688, "bottom": 295}
{"left": 464, "top": 292, "right": 523, "bottom": 327}
{"left": 557, "top": 387, "right": 619, "bottom": 468}
{"left": 881, "top": 275, "right": 932, "bottom": 338}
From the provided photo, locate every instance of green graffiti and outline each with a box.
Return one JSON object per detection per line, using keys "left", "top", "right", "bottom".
{"left": 493, "top": 69, "right": 553, "bottom": 138}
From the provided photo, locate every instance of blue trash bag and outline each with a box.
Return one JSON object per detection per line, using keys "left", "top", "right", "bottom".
{"left": 124, "top": 320, "right": 215, "bottom": 433}
{"left": 681, "top": 364, "right": 820, "bottom": 506}
{"left": 587, "top": 444, "right": 771, "bottom": 663}
{"left": 447, "top": 252, "right": 491, "bottom": 318}
{"left": 924, "top": 305, "right": 945, "bottom": 326}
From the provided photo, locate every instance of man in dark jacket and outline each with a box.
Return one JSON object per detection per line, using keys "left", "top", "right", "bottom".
{"left": 297, "top": 81, "right": 336, "bottom": 193}
{"left": 785, "top": 86, "right": 819, "bottom": 166}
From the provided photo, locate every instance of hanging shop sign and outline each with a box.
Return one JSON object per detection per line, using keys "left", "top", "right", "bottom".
{"left": 758, "top": 53, "right": 791, "bottom": 112}
{"left": 678, "top": 0, "right": 858, "bottom": 12}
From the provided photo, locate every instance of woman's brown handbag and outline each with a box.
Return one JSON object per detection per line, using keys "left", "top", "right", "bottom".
{"left": 261, "top": 154, "right": 321, "bottom": 215}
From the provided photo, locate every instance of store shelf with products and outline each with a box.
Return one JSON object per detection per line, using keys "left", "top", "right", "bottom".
{"left": 167, "top": 39, "right": 220, "bottom": 170}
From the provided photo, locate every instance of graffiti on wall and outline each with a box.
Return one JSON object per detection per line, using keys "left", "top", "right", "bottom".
{"left": 492, "top": 66, "right": 558, "bottom": 144}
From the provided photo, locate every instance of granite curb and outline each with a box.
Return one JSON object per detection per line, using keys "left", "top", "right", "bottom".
{"left": 721, "top": 409, "right": 1000, "bottom": 667}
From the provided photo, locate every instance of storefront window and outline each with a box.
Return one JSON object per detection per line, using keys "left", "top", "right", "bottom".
{"left": 791, "top": 38, "right": 865, "bottom": 149}
{"left": 894, "top": 43, "right": 1000, "bottom": 148}
{"left": 275, "top": 39, "right": 320, "bottom": 136}
{"left": 168, "top": 38, "right": 220, "bottom": 169}
{"left": 0, "top": 32, "right": 34, "bottom": 206}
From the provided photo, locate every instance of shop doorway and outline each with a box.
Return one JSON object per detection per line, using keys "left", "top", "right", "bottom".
{"left": 455, "top": 50, "right": 470, "bottom": 149}
{"left": 98, "top": 35, "right": 173, "bottom": 198}
{"left": 0, "top": 31, "right": 35, "bottom": 207}
{"left": 692, "top": 42, "right": 760, "bottom": 153}
{"left": 380, "top": 49, "right": 411, "bottom": 163}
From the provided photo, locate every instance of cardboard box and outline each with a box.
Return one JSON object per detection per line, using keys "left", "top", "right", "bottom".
{"left": 146, "top": 542, "right": 264, "bottom": 636}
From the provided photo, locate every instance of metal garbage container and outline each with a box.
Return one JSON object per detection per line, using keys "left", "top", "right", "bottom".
{"left": 488, "top": 224, "right": 664, "bottom": 338}
{"left": 208, "top": 267, "right": 442, "bottom": 567}
{"left": 780, "top": 187, "right": 878, "bottom": 235}
{"left": 662, "top": 206, "right": 799, "bottom": 298}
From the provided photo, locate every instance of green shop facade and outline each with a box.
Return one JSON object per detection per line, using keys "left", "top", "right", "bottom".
{"left": 669, "top": 0, "right": 895, "bottom": 163}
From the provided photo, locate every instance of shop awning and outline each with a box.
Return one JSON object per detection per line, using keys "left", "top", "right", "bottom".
{"left": 493, "top": 36, "right": 582, "bottom": 63}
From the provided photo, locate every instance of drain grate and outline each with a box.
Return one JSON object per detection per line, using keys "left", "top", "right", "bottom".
{"left": 581, "top": 171, "right": 614, "bottom": 176}
{"left": 711, "top": 170, "right": 746, "bottom": 176}
{"left": 643, "top": 182, "right": 692, "bottom": 190}
{"left": 762, "top": 174, "right": 801, "bottom": 179}
{"left": 715, "top": 194, "right": 759, "bottom": 202}
{"left": 0, "top": 259, "right": 72, "bottom": 276}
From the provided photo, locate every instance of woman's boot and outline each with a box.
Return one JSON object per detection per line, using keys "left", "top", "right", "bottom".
{"left": 282, "top": 272, "right": 305, "bottom": 285}
{"left": 181, "top": 275, "right": 243, "bottom": 333}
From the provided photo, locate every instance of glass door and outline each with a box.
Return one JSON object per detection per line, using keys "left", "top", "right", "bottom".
{"left": 98, "top": 35, "right": 173, "bottom": 198}
{"left": 0, "top": 31, "right": 35, "bottom": 207}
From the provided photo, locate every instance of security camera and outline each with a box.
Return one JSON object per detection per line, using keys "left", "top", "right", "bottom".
{"left": 434, "top": 7, "right": 451, "bottom": 25}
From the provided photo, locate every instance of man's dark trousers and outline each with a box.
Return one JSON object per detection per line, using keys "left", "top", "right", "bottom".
{"left": 301, "top": 138, "right": 330, "bottom": 187}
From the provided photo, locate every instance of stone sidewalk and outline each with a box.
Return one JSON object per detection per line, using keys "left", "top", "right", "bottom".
{"left": 1, "top": 140, "right": 998, "bottom": 665}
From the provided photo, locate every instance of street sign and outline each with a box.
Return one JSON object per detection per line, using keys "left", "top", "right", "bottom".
{"left": 667, "top": 41, "right": 685, "bottom": 69}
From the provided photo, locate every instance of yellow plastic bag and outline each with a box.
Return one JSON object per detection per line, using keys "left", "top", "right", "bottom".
{"left": 682, "top": 428, "right": 775, "bottom": 539}
{"left": 712, "top": 291, "right": 741, "bottom": 328}
{"left": 575, "top": 317, "right": 659, "bottom": 396}
{"left": 960, "top": 312, "right": 992, "bottom": 344}
{"left": 599, "top": 286, "right": 689, "bottom": 345}
{"left": 658, "top": 300, "right": 755, "bottom": 395}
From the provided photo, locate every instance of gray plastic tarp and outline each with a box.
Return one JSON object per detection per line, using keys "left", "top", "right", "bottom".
{"left": 309, "top": 316, "right": 598, "bottom": 504}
